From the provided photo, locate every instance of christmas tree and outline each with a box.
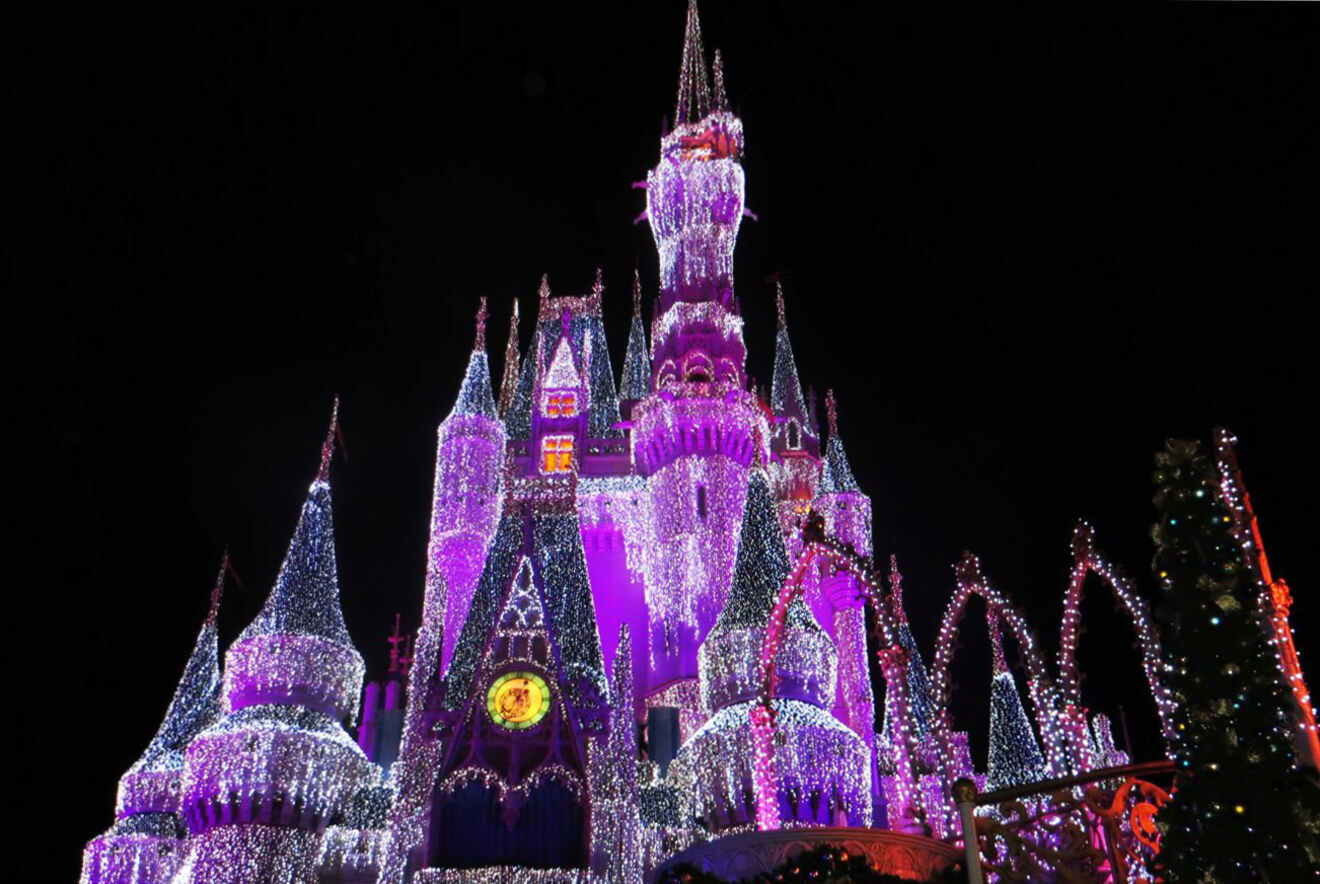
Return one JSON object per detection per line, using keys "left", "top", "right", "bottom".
{"left": 1151, "top": 437, "right": 1320, "bottom": 880}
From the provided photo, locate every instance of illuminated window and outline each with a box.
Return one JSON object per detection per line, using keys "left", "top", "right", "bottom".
{"left": 541, "top": 435, "right": 574, "bottom": 473}
{"left": 543, "top": 392, "right": 577, "bottom": 418}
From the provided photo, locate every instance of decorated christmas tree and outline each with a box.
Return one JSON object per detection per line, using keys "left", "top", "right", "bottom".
{"left": 1151, "top": 437, "right": 1320, "bottom": 879}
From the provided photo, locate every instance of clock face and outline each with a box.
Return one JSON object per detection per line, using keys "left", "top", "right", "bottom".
{"left": 487, "top": 671, "right": 551, "bottom": 730}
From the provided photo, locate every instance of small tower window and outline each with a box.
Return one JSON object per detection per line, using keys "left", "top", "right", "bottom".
{"left": 543, "top": 392, "right": 577, "bottom": 418}
{"left": 541, "top": 435, "right": 574, "bottom": 474}
{"left": 697, "top": 485, "right": 708, "bottom": 519}
{"left": 787, "top": 420, "right": 801, "bottom": 450}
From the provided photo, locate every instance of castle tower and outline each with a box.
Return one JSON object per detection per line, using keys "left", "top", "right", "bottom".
{"left": 81, "top": 558, "right": 227, "bottom": 884}
{"left": 984, "top": 607, "right": 1046, "bottom": 792}
{"left": 633, "top": 0, "right": 768, "bottom": 718}
{"left": 421, "top": 476, "right": 607, "bottom": 875}
{"left": 809, "top": 392, "right": 878, "bottom": 758}
{"left": 671, "top": 473, "right": 870, "bottom": 830}
{"left": 427, "top": 299, "right": 505, "bottom": 676}
{"left": 178, "top": 402, "right": 375, "bottom": 883}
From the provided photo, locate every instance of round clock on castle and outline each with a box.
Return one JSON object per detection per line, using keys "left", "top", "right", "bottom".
{"left": 486, "top": 671, "right": 551, "bottom": 730}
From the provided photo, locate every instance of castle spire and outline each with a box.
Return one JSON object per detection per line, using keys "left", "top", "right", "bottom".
{"left": 317, "top": 394, "right": 340, "bottom": 483}
{"left": 498, "top": 298, "right": 521, "bottom": 417}
{"left": 126, "top": 559, "right": 226, "bottom": 782}
{"left": 238, "top": 400, "right": 353, "bottom": 645}
{"left": 593, "top": 266, "right": 605, "bottom": 298}
{"left": 712, "top": 48, "right": 728, "bottom": 112}
{"left": 538, "top": 272, "right": 551, "bottom": 304}
{"left": 674, "top": 0, "right": 711, "bottom": 125}
{"left": 770, "top": 283, "right": 808, "bottom": 419}
{"left": 620, "top": 269, "right": 651, "bottom": 402}
{"left": 820, "top": 389, "right": 861, "bottom": 493}
{"left": 205, "top": 549, "right": 228, "bottom": 628}
{"left": 448, "top": 301, "right": 499, "bottom": 419}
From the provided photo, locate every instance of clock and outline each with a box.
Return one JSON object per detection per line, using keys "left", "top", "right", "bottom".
{"left": 487, "top": 671, "right": 551, "bottom": 730}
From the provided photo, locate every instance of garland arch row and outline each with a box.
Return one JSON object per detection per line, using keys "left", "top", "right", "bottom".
{"left": 929, "top": 552, "right": 1069, "bottom": 808}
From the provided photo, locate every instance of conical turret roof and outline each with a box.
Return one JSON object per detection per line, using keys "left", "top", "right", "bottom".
{"left": 126, "top": 561, "right": 226, "bottom": 775}
{"left": 711, "top": 472, "right": 822, "bottom": 636}
{"left": 238, "top": 406, "right": 353, "bottom": 646}
{"left": 770, "top": 284, "right": 808, "bottom": 419}
{"left": 620, "top": 270, "right": 651, "bottom": 401}
{"left": 819, "top": 390, "right": 861, "bottom": 494}
{"left": 448, "top": 297, "right": 499, "bottom": 419}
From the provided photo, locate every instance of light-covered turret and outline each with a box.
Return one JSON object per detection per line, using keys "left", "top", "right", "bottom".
{"left": 670, "top": 473, "right": 870, "bottom": 831}
{"left": 427, "top": 299, "right": 506, "bottom": 676}
{"left": 802, "top": 391, "right": 879, "bottom": 774}
{"left": 179, "top": 401, "right": 375, "bottom": 883}
{"left": 81, "top": 558, "right": 227, "bottom": 884}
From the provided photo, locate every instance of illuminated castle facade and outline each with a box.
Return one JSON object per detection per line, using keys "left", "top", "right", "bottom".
{"left": 83, "top": 5, "right": 1080, "bottom": 882}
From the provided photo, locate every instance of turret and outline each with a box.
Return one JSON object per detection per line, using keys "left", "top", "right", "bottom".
{"left": 179, "top": 401, "right": 375, "bottom": 883}
{"left": 670, "top": 473, "right": 871, "bottom": 831}
{"left": 769, "top": 284, "right": 818, "bottom": 459}
{"left": 81, "top": 557, "right": 227, "bottom": 884}
{"left": 427, "top": 299, "right": 505, "bottom": 676}
{"left": 796, "top": 391, "right": 879, "bottom": 786}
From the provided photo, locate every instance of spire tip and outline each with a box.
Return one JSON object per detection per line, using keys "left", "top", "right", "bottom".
{"left": 317, "top": 395, "right": 340, "bottom": 482}
{"left": 474, "top": 296, "right": 489, "bottom": 351}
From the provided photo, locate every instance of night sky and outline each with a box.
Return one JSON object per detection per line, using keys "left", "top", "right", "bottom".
{"left": 18, "top": 3, "right": 1318, "bottom": 880}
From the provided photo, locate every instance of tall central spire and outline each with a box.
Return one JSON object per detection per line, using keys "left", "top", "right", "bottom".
{"left": 675, "top": 0, "right": 711, "bottom": 125}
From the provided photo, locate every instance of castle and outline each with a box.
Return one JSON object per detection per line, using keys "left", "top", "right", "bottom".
{"left": 82, "top": 5, "right": 1107, "bottom": 882}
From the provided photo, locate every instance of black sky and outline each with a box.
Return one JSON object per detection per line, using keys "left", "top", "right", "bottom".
{"left": 15, "top": 3, "right": 1320, "bottom": 880}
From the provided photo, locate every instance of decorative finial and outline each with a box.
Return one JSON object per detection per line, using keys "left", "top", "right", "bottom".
{"left": 888, "top": 553, "right": 907, "bottom": 624}
{"left": 632, "top": 268, "right": 642, "bottom": 316}
{"left": 474, "top": 296, "right": 488, "bottom": 352}
{"left": 675, "top": 0, "right": 711, "bottom": 125}
{"left": 712, "top": 48, "right": 728, "bottom": 112}
{"left": 775, "top": 281, "right": 787, "bottom": 331}
{"left": 317, "top": 394, "right": 340, "bottom": 483}
{"left": 592, "top": 267, "right": 604, "bottom": 298}
{"left": 825, "top": 388, "right": 839, "bottom": 440}
{"left": 498, "top": 297, "right": 522, "bottom": 417}
{"left": 206, "top": 549, "right": 229, "bottom": 627}
{"left": 538, "top": 273, "right": 551, "bottom": 303}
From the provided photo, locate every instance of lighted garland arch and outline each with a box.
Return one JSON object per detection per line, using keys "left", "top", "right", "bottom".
{"left": 1057, "top": 521, "right": 1177, "bottom": 764}
{"left": 929, "top": 552, "right": 1069, "bottom": 828}
{"left": 751, "top": 514, "right": 925, "bottom": 832}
